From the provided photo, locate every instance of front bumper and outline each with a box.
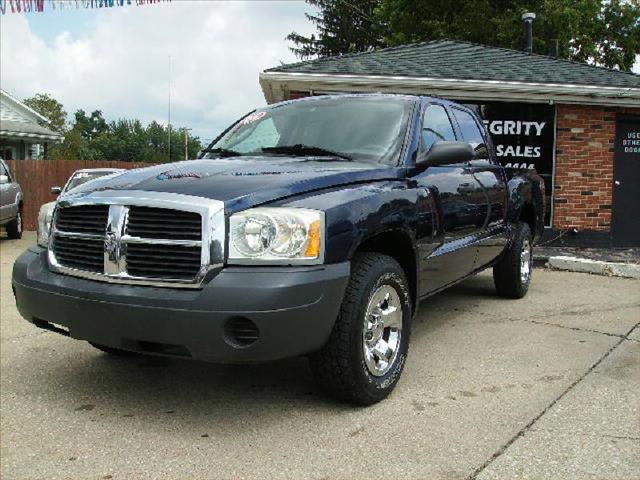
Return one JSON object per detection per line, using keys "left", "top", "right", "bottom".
{"left": 12, "top": 247, "right": 350, "bottom": 363}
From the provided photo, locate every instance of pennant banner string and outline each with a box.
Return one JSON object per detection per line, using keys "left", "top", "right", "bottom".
{"left": 1, "top": 0, "right": 171, "bottom": 14}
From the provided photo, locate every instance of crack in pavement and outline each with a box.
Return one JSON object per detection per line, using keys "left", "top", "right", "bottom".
{"left": 530, "top": 303, "right": 640, "bottom": 320}
{"left": 527, "top": 429, "right": 640, "bottom": 441}
{"left": 518, "top": 318, "right": 632, "bottom": 339}
{"left": 467, "top": 320, "right": 640, "bottom": 480}
{"left": 446, "top": 303, "right": 638, "bottom": 340}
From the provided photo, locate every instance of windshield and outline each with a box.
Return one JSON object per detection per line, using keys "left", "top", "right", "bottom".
{"left": 65, "top": 171, "right": 116, "bottom": 193}
{"left": 204, "top": 96, "right": 412, "bottom": 164}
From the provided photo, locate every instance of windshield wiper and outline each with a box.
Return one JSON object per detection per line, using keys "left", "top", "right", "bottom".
{"left": 262, "top": 144, "right": 352, "bottom": 161}
{"left": 200, "top": 147, "right": 244, "bottom": 158}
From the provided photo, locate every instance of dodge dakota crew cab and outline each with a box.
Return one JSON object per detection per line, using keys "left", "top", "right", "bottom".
{"left": 13, "top": 94, "right": 544, "bottom": 405}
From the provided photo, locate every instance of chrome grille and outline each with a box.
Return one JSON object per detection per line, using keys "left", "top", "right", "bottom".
{"left": 48, "top": 192, "right": 225, "bottom": 288}
{"left": 126, "top": 243, "right": 202, "bottom": 279}
{"left": 56, "top": 205, "right": 108, "bottom": 235}
{"left": 127, "top": 206, "right": 201, "bottom": 240}
{"left": 52, "top": 236, "right": 104, "bottom": 272}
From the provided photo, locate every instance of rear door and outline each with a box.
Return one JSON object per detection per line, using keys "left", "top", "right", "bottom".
{"left": 451, "top": 107, "right": 509, "bottom": 268}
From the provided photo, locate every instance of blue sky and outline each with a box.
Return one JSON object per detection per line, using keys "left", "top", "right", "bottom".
{"left": 23, "top": 8, "right": 99, "bottom": 44}
{"left": 1, "top": 1, "right": 315, "bottom": 141}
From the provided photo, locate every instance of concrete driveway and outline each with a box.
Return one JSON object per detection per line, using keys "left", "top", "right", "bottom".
{"left": 1, "top": 233, "right": 638, "bottom": 480}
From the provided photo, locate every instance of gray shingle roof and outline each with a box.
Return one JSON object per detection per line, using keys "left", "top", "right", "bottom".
{"left": 266, "top": 40, "right": 640, "bottom": 89}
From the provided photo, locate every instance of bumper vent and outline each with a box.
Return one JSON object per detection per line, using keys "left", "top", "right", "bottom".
{"left": 224, "top": 317, "right": 260, "bottom": 348}
{"left": 127, "top": 206, "right": 202, "bottom": 240}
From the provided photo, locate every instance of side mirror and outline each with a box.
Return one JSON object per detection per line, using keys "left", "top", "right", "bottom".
{"left": 51, "top": 186, "right": 62, "bottom": 195}
{"left": 417, "top": 141, "right": 474, "bottom": 167}
{"left": 0, "top": 175, "right": 8, "bottom": 185}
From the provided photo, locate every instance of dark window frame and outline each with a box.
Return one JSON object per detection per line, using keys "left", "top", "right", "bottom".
{"left": 419, "top": 102, "right": 458, "bottom": 154}
{"left": 450, "top": 106, "right": 499, "bottom": 165}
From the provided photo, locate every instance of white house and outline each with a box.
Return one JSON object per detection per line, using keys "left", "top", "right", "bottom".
{"left": 0, "top": 89, "right": 64, "bottom": 160}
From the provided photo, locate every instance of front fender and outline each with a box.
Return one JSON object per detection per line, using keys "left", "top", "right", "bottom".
{"left": 277, "top": 180, "right": 433, "bottom": 263}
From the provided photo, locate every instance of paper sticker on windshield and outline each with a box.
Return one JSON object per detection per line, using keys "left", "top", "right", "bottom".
{"left": 239, "top": 111, "right": 267, "bottom": 126}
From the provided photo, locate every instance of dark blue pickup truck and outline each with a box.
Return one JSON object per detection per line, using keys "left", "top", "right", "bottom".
{"left": 13, "top": 94, "right": 544, "bottom": 404}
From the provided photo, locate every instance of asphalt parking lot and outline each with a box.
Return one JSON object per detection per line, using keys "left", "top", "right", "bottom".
{"left": 1, "top": 233, "right": 639, "bottom": 480}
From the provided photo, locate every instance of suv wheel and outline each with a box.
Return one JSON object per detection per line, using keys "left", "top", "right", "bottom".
{"left": 493, "top": 221, "right": 533, "bottom": 298}
{"left": 310, "top": 253, "right": 411, "bottom": 405}
{"left": 6, "top": 210, "right": 23, "bottom": 239}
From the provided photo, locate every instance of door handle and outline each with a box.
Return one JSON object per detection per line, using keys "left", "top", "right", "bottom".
{"left": 615, "top": 180, "right": 621, "bottom": 186}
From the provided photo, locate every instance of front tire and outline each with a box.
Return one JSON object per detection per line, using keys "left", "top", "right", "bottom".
{"left": 6, "top": 210, "right": 23, "bottom": 239}
{"left": 310, "top": 253, "right": 412, "bottom": 405}
{"left": 493, "top": 222, "right": 533, "bottom": 299}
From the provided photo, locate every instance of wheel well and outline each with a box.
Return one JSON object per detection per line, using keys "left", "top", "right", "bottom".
{"left": 520, "top": 203, "right": 536, "bottom": 234}
{"left": 355, "top": 230, "right": 417, "bottom": 315}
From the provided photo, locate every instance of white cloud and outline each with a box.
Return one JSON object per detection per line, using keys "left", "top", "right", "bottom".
{"left": 0, "top": 1, "right": 315, "bottom": 140}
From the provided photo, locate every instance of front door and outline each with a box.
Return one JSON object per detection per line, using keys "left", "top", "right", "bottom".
{"left": 450, "top": 106, "right": 511, "bottom": 268}
{"left": 612, "top": 115, "right": 640, "bottom": 247}
{"left": 414, "top": 103, "right": 484, "bottom": 294}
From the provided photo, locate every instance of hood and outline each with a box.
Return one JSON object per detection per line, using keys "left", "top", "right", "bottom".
{"left": 66, "top": 157, "right": 401, "bottom": 212}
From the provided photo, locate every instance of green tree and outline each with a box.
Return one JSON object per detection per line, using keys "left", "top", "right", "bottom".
{"left": 49, "top": 127, "right": 99, "bottom": 160}
{"left": 51, "top": 115, "right": 202, "bottom": 163}
{"left": 74, "top": 109, "right": 109, "bottom": 141}
{"left": 287, "top": 0, "right": 383, "bottom": 58}
{"left": 23, "top": 93, "right": 67, "bottom": 133}
{"left": 289, "top": 0, "right": 640, "bottom": 71}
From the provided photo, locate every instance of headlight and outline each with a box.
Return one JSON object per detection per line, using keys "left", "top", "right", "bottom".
{"left": 228, "top": 208, "right": 324, "bottom": 264}
{"left": 37, "top": 204, "right": 54, "bottom": 248}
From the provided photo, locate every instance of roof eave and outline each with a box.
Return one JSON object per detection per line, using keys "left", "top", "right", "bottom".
{"left": 0, "top": 130, "right": 64, "bottom": 142}
{"left": 259, "top": 71, "right": 640, "bottom": 107}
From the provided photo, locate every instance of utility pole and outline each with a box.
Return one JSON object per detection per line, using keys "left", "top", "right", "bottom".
{"left": 168, "top": 55, "right": 172, "bottom": 162}
{"left": 184, "top": 128, "right": 192, "bottom": 160}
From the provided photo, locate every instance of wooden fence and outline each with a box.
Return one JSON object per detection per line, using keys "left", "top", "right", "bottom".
{"left": 6, "top": 159, "right": 157, "bottom": 231}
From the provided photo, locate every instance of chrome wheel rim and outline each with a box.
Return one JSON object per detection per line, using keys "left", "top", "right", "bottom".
{"left": 520, "top": 238, "right": 532, "bottom": 284}
{"left": 363, "top": 284, "right": 403, "bottom": 377}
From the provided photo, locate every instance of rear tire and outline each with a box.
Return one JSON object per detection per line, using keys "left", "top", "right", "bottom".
{"left": 6, "top": 210, "right": 22, "bottom": 239}
{"left": 493, "top": 222, "right": 533, "bottom": 299}
{"left": 310, "top": 253, "right": 411, "bottom": 405}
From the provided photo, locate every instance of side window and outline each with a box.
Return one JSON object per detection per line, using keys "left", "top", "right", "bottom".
{"left": 0, "top": 162, "right": 7, "bottom": 177}
{"left": 452, "top": 109, "right": 488, "bottom": 157}
{"left": 421, "top": 104, "right": 456, "bottom": 152}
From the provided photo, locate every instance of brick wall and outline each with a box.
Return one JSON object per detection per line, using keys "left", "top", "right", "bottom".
{"left": 553, "top": 105, "right": 616, "bottom": 231}
{"left": 553, "top": 105, "right": 638, "bottom": 232}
